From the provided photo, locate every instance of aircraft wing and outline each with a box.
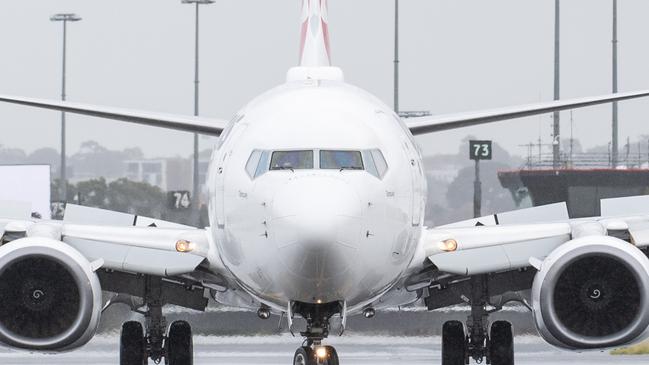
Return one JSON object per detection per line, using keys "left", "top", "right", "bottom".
{"left": 405, "top": 90, "right": 649, "bottom": 135}
{"left": 393, "top": 196, "right": 649, "bottom": 311}
{"left": 0, "top": 95, "right": 228, "bottom": 136}
{"left": 414, "top": 221, "right": 572, "bottom": 278}
{"left": 2, "top": 216, "right": 226, "bottom": 278}
{"left": 0, "top": 204, "right": 235, "bottom": 311}
{"left": 2, "top": 90, "right": 647, "bottom": 137}
{"left": 67, "top": 224, "right": 209, "bottom": 274}
{"left": 416, "top": 197, "right": 649, "bottom": 276}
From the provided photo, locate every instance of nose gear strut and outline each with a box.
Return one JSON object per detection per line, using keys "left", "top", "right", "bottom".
{"left": 291, "top": 301, "right": 342, "bottom": 365}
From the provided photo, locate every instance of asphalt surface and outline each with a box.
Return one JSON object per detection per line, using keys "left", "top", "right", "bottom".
{"left": 0, "top": 335, "right": 645, "bottom": 364}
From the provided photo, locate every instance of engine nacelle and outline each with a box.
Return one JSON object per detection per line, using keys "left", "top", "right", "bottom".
{"left": 532, "top": 236, "right": 649, "bottom": 350}
{"left": 0, "top": 238, "right": 102, "bottom": 351}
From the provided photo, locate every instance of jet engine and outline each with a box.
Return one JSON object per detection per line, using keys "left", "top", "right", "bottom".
{"left": 532, "top": 236, "right": 649, "bottom": 350}
{"left": 0, "top": 237, "right": 102, "bottom": 351}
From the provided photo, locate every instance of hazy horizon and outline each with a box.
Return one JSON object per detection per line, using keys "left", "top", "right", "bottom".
{"left": 1, "top": 0, "right": 649, "bottom": 159}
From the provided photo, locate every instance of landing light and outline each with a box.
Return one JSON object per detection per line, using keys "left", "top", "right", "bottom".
{"left": 362, "top": 307, "right": 376, "bottom": 319}
{"left": 438, "top": 239, "right": 458, "bottom": 252}
{"left": 315, "top": 346, "right": 327, "bottom": 359}
{"left": 257, "top": 307, "right": 271, "bottom": 320}
{"left": 176, "top": 239, "right": 195, "bottom": 253}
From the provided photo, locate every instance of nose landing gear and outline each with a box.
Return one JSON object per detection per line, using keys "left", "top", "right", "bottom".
{"left": 293, "top": 347, "right": 314, "bottom": 365}
{"left": 291, "top": 301, "right": 342, "bottom": 365}
{"left": 293, "top": 344, "right": 339, "bottom": 365}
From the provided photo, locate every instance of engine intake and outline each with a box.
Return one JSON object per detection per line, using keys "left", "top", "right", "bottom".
{"left": 0, "top": 238, "right": 102, "bottom": 351}
{"left": 532, "top": 236, "right": 649, "bottom": 350}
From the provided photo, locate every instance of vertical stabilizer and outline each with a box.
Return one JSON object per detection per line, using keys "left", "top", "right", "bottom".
{"left": 299, "top": 0, "right": 331, "bottom": 67}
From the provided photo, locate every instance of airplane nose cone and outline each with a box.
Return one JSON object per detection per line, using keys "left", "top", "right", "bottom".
{"left": 270, "top": 177, "right": 363, "bottom": 281}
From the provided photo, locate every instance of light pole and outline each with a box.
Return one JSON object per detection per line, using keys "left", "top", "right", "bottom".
{"left": 50, "top": 13, "right": 82, "bottom": 204}
{"left": 182, "top": 0, "right": 214, "bottom": 224}
{"left": 612, "top": 0, "right": 619, "bottom": 167}
{"left": 394, "top": 0, "right": 399, "bottom": 114}
{"left": 552, "top": 0, "right": 561, "bottom": 169}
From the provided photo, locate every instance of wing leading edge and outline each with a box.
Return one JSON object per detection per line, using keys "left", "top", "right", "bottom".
{"left": 0, "top": 95, "right": 227, "bottom": 136}
{"left": 406, "top": 90, "right": 649, "bottom": 135}
{"left": 3, "top": 89, "right": 647, "bottom": 137}
{"left": 414, "top": 196, "right": 649, "bottom": 278}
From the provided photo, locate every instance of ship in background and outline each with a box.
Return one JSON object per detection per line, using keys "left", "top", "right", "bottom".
{"left": 498, "top": 1, "right": 649, "bottom": 218}
{"left": 499, "top": 139, "right": 649, "bottom": 218}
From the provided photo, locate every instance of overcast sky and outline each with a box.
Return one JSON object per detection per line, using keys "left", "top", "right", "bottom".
{"left": 1, "top": 0, "right": 649, "bottom": 159}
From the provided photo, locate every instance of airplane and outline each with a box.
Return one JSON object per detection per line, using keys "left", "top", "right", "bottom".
{"left": 2, "top": 1, "right": 649, "bottom": 364}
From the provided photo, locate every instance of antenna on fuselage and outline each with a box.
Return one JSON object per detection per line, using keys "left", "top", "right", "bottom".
{"left": 299, "top": 0, "right": 332, "bottom": 67}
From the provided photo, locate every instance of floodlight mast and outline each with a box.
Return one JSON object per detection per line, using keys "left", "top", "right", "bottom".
{"left": 394, "top": 0, "right": 399, "bottom": 114}
{"left": 612, "top": 0, "right": 619, "bottom": 167}
{"left": 50, "top": 13, "right": 81, "bottom": 205}
{"left": 552, "top": 0, "right": 560, "bottom": 169}
{"left": 182, "top": 0, "right": 214, "bottom": 225}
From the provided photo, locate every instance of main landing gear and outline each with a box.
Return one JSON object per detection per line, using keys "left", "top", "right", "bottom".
{"left": 118, "top": 276, "right": 194, "bottom": 365}
{"left": 120, "top": 319, "right": 193, "bottom": 365}
{"left": 291, "top": 302, "right": 341, "bottom": 365}
{"left": 442, "top": 320, "right": 513, "bottom": 365}
{"left": 441, "top": 276, "right": 514, "bottom": 365}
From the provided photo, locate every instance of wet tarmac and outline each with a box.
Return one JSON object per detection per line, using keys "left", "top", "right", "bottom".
{"left": 0, "top": 335, "right": 645, "bottom": 364}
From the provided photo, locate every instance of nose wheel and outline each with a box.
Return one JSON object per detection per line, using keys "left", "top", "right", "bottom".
{"left": 293, "top": 347, "right": 313, "bottom": 365}
{"left": 290, "top": 301, "right": 343, "bottom": 365}
{"left": 293, "top": 345, "right": 339, "bottom": 365}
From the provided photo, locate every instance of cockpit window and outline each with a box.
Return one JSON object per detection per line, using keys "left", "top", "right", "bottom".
{"left": 270, "top": 150, "right": 314, "bottom": 170}
{"left": 370, "top": 149, "right": 388, "bottom": 178}
{"left": 254, "top": 151, "right": 271, "bottom": 177}
{"left": 320, "top": 150, "right": 364, "bottom": 170}
{"left": 247, "top": 149, "right": 387, "bottom": 180}
{"left": 245, "top": 150, "right": 263, "bottom": 178}
{"left": 363, "top": 149, "right": 389, "bottom": 178}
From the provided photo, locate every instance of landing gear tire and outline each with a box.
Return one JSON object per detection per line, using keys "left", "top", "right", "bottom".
{"left": 489, "top": 321, "right": 514, "bottom": 365}
{"left": 323, "top": 345, "right": 339, "bottom": 365}
{"left": 120, "top": 321, "right": 146, "bottom": 365}
{"left": 166, "top": 320, "right": 193, "bottom": 365}
{"left": 442, "top": 320, "right": 466, "bottom": 365}
{"left": 293, "top": 346, "right": 315, "bottom": 365}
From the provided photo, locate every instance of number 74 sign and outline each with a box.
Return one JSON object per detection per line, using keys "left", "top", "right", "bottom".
{"left": 469, "top": 140, "right": 493, "bottom": 160}
{"left": 167, "top": 191, "right": 192, "bottom": 210}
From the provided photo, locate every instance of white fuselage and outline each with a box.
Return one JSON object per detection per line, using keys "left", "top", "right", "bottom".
{"left": 207, "top": 74, "right": 427, "bottom": 312}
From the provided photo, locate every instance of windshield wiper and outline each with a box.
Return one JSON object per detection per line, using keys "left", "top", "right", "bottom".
{"left": 276, "top": 166, "right": 295, "bottom": 172}
{"left": 339, "top": 166, "right": 363, "bottom": 171}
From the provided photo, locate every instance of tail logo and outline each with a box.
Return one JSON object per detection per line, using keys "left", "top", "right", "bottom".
{"left": 299, "top": 0, "right": 331, "bottom": 67}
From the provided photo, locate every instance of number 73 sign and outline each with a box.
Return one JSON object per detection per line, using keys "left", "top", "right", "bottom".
{"left": 469, "top": 140, "right": 493, "bottom": 160}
